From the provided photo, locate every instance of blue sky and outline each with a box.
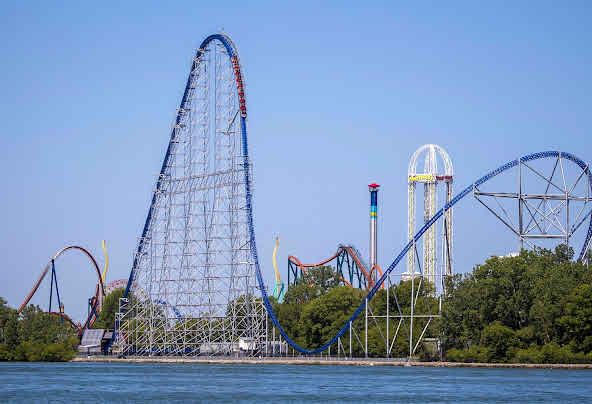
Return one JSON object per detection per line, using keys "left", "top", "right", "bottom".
{"left": 1, "top": 1, "right": 591, "bottom": 321}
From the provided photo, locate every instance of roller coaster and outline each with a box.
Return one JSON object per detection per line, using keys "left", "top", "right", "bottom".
{"left": 14, "top": 32, "right": 580, "bottom": 357}
{"left": 262, "top": 153, "right": 592, "bottom": 355}
{"left": 114, "top": 33, "right": 267, "bottom": 356}
{"left": 15, "top": 243, "right": 184, "bottom": 341}
{"left": 107, "top": 32, "right": 592, "bottom": 357}
{"left": 288, "top": 244, "right": 383, "bottom": 290}
{"left": 18, "top": 245, "right": 107, "bottom": 335}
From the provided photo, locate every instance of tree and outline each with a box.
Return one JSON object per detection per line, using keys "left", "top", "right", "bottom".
{"left": 18, "top": 305, "right": 76, "bottom": 345}
{"left": 298, "top": 286, "right": 365, "bottom": 350}
{"left": 441, "top": 246, "right": 592, "bottom": 363}
{"left": 271, "top": 246, "right": 592, "bottom": 362}
{"left": 272, "top": 300, "right": 306, "bottom": 347}
{"left": 557, "top": 284, "right": 592, "bottom": 353}
{"left": 284, "top": 265, "right": 341, "bottom": 304}
{"left": 480, "top": 322, "right": 519, "bottom": 362}
{"left": 93, "top": 287, "right": 125, "bottom": 329}
{"left": 0, "top": 300, "right": 78, "bottom": 362}
{"left": 0, "top": 298, "right": 18, "bottom": 349}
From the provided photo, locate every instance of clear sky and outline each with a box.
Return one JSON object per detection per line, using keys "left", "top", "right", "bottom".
{"left": 1, "top": 1, "right": 591, "bottom": 321}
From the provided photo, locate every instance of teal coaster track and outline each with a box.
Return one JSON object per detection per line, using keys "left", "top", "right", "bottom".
{"left": 121, "top": 33, "right": 592, "bottom": 355}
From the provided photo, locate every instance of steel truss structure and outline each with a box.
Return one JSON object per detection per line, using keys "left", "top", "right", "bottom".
{"left": 267, "top": 151, "right": 592, "bottom": 360}
{"left": 262, "top": 151, "right": 592, "bottom": 356}
{"left": 106, "top": 35, "right": 592, "bottom": 359}
{"left": 407, "top": 144, "right": 454, "bottom": 286}
{"left": 114, "top": 34, "right": 265, "bottom": 357}
{"left": 473, "top": 153, "right": 592, "bottom": 254}
{"left": 282, "top": 246, "right": 442, "bottom": 359}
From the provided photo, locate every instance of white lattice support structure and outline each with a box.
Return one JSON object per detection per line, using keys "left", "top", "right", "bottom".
{"left": 406, "top": 144, "right": 454, "bottom": 287}
{"left": 114, "top": 34, "right": 265, "bottom": 357}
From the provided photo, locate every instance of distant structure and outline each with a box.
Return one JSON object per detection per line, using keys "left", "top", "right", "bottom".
{"left": 18, "top": 244, "right": 105, "bottom": 335}
{"left": 406, "top": 144, "right": 454, "bottom": 285}
{"left": 272, "top": 236, "right": 285, "bottom": 303}
{"left": 368, "top": 183, "right": 380, "bottom": 284}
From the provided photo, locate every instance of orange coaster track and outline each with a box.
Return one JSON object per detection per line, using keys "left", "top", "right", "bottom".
{"left": 48, "top": 312, "right": 83, "bottom": 335}
{"left": 288, "top": 244, "right": 383, "bottom": 290}
{"left": 18, "top": 245, "right": 105, "bottom": 331}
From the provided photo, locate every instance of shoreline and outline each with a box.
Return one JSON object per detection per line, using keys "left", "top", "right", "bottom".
{"left": 72, "top": 357, "right": 592, "bottom": 369}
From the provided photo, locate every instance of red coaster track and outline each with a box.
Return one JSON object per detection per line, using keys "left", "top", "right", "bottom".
{"left": 288, "top": 245, "right": 384, "bottom": 290}
{"left": 18, "top": 245, "right": 105, "bottom": 331}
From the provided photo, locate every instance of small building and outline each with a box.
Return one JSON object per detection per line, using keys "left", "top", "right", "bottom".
{"left": 239, "top": 337, "right": 256, "bottom": 351}
{"left": 496, "top": 252, "right": 519, "bottom": 259}
{"left": 198, "top": 342, "right": 240, "bottom": 355}
{"left": 401, "top": 271, "right": 422, "bottom": 281}
{"left": 78, "top": 329, "right": 105, "bottom": 355}
{"left": 78, "top": 329, "right": 113, "bottom": 355}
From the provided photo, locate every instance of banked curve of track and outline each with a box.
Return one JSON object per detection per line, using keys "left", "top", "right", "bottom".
{"left": 288, "top": 245, "right": 384, "bottom": 289}
{"left": 19, "top": 245, "right": 105, "bottom": 331}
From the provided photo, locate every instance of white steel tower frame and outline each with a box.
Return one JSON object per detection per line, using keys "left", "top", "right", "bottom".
{"left": 407, "top": 144, "right": 454, "bottom": 286}
{"left": 114, "top": 35, "right": 265, "bottom": 357}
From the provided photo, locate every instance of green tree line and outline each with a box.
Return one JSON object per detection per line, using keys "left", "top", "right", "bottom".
{"left": 270, "top": 265, "right": 440, "bottom": 359}
{"left": 0, "top": 298, "right": 79, "bottom": 361}
{"left": 442, "top": 246, "right": 592, "bottom": 364}
{"left": 0, "top": 286, "right": 125, "bottom": 361}
{"left": 271, "top": 247, "right": 592, "bottom": 364}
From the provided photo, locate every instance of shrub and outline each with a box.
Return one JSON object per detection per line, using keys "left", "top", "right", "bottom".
{"left": 445, "top": 348, "right": 464, "bottom": 362}
{"left": 516, "top": 326, "right": 536, "bottom": 345}
{"left": 512, "top": 346, "right": 543, "bottom": 363}
{"left": 13, "top": 342, "right": 44, "bottom": 362}
{"left": 41, "top": 343, "right": 76, "bottom": 362}
{"left": 539, "top": 342, "right": 575, "bottom": 364}
{"left": 446, "top": 346, "right": 491, "bottom": 363}
{"left": 463, "top": 346, "right": 492, "bottom": 363}
{"left": 0, "top": 344, "right": 12, "bottom": 361}
{"left": 480, "top": 322, "right": 519, "bottom": 362}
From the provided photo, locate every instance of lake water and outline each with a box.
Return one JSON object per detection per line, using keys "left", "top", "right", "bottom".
{"left": 0, "top": 362, "right": 590, "bottom": 403}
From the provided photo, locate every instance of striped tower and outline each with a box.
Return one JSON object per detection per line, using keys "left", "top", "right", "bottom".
{"left": 369, "top": 183, "right": 380, "bottom": 285}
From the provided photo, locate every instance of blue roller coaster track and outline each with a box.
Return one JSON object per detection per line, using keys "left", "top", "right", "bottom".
{"left": 153, "top": 299, "right": 183, "bottom": 321}
{"left": 122, "top": 33, "right": 592, "bottom": 355}
{"left": 261, "top": 151, "right": 592, "bottom": 354}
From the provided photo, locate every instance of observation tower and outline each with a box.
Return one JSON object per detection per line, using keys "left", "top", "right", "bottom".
{"left": 406, "top": 144, "right": 454, "bottom": 285}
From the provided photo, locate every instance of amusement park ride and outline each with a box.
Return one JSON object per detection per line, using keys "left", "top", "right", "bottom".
{"left": 406, "top": 145, "right": 453, "bottom": 284}
{"left": 19, "top": 33, "right": 592, "bottom": 358}
{"left": 18, "top": 243, "right": 108, "bottom": 335}
{"left": 287, "top": 184, "right": 385, "bottom": 291}
{"left": 271, "top": 236, "right": 285, "bottom": 303}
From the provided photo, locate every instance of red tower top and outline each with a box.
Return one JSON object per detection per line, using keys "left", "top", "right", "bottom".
{"left": 368, "top": 183, "right": 380, "bottom": 190}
